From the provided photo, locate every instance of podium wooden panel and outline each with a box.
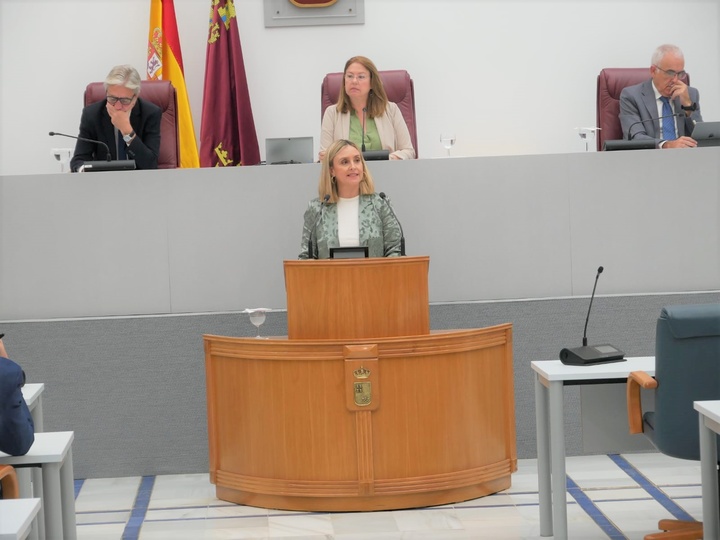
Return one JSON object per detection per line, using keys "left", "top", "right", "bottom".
{"left": 284, "top": 256, "right": 430, "bottom": 339}
{"left": 204, "top": 325, "right": 516, "bottom": 511}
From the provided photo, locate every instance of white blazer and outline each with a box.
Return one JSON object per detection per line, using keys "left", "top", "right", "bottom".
{"left": 319, "top": 102, "right": 416, "bottom": 160}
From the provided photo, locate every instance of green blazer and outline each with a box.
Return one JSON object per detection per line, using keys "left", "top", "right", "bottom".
{"left": 299, "top": 193, "right": 402, "bottom": 259}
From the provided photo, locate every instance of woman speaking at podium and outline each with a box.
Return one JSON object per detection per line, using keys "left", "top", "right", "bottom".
{"left": 299, "top": 139, "right": 402, "bottom": 260}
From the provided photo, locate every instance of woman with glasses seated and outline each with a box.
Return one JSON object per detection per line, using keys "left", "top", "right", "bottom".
{"left": 70, "top": 64, "right": 161, "bottom": 171}
{"left": 319, "top": 56, "right": 415, "bottom": 161}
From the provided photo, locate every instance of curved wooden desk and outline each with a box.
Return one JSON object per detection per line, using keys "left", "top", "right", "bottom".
{"left": 204, "top": 324, "right": 516, "bottom": 511}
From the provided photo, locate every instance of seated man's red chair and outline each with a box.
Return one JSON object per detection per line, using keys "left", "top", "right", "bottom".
{"left": 84, "top": 80, "right": 180, "bottom": 168}
{"left": 596, "top": 68, "right": 690, "bottom": 151}
{"left": 321, "top": 70, "right": 418, "bottom": 156}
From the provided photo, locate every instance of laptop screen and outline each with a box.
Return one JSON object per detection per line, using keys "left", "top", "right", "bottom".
{"left": 265, "top": 137, "right": 314, "bottom": 164}
{"left": 692, "top": 121, "right": 720, "bottom": 147}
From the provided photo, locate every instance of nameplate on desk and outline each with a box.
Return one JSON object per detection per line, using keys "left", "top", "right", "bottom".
{"left": 559, "top": 344, "right": 626, "bottom": 366}
{"left": 79, "top": 160, "right": 136, "bottom": 172}
{"left": 329, "top": 247, "right": 369, "bottom": 259}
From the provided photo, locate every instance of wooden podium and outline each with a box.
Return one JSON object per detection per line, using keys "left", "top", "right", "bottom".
{"left": 285, "top": 256, "right": 430, "bottom": 339}
{"left": 204, "top": 256, "right": 516, "bottom": 511}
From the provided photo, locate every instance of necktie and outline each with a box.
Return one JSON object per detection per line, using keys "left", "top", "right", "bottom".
{"left": 117, "top": 131, "right": 127, "bottom": 160}
{"left": 660, "top": 97, "right": 676, "bottom": 141}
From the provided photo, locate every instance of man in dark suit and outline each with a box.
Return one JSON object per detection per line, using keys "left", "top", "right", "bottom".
{"left": 619, "top": 44, "right": 703, "bottom": 149}
{"left": 71, "top": 64, "right": 162, "bottom": 171}
{"left": 0, "top": 337, "right": 34, "bottom": 456}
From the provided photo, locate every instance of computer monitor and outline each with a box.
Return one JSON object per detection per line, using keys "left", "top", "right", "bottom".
{"left": 265, "top": 137, "right": 314, "bottom": 164}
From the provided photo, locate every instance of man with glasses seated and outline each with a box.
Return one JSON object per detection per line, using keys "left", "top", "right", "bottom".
{"left": 619, "top": 44, "right": 703, "bottom": 149}
{"left": 70, "top": 64, "right": 161, "bottom": 171}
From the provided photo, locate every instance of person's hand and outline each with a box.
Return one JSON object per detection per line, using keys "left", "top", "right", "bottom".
{"left": 663, "top": 136, "right": 697, "bottom": 149}
{"left": 669, "top": 80, "right": 692, "bottom": 108}
{"left": 0, "top": 338, "right": 7, "bottom": 358}
{"left": 389, "top": 154, "right": 400, "bottom": 160}
{"left": 106, "top": 102, "right": 133, "bottom": 135}
{"left": 318, "top": 150, "right": 326, "bottom": 162}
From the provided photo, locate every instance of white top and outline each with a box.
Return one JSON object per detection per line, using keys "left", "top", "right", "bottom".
{"left": 0, "top": 498, "right": 41, "bottom": 540}
{"left": 337, "top": 196, "right": 360, "bottom": 247}
{"left": 531, "top": 356, "right": 655, "bottom": 383}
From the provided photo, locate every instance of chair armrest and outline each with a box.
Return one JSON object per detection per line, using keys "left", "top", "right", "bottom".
{"left": 0, "top": 464, "right": 19, "bottom": 499}
{"left": 627, "top": 370, "right": 657, "bottom": 435}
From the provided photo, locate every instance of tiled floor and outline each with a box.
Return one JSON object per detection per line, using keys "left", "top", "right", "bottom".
{"left": 73, "top": 452, "right": 705, "bottom": 539}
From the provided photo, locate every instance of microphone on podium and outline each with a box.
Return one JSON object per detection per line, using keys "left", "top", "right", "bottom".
{"left": 361, "top": 107, "right": 367, "bottom": 153}
{"left": 49, "top": 131, "right": 112, "bottom": 161}
{"left": 49, "top": 131, "right": 136, "bottom": 172}
{"left": 559, "top": 266, "right": 625, "bottom": 366}
{"left": 379, "top": 192, "right": 405, "bottom": 256}
{"left": 627, "top": 113, "right": 683, "bottom": 140}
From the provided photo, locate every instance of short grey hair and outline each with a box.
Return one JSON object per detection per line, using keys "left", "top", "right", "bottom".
{"left": 652, "top": 44, "right": 684, "bottom": 66}
{"left": 103, "top": 65, "right": 142, "bottom": 96}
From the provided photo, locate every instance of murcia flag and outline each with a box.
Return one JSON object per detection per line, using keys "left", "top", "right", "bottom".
{"left": 200, "top": 0, "right": 260, "bottom": 167}
{"left": 147, "top": 0, "right": 200, "bottom": 168}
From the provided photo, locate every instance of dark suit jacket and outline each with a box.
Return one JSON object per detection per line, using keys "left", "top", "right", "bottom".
{"left": 0, "top": 357, "right": 34, "bottom": 456}
{"left": 619, "top": 79, "right": 702, "bottom": 144}
{"left": 70, "top": 97, "right": 162, "bottom": 172}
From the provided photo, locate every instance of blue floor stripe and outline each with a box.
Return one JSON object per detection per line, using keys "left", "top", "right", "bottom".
{"left": 74, "top": 478, "right": 84, "bottom": 499}
{"left": 121, "top": 475, "right": 156, "bottom": 540}
{"left": 609, "top": 453, "right": 696, "bottom": 522}
{"left": 566, "top": 475, "right": 627, "bottom": 540}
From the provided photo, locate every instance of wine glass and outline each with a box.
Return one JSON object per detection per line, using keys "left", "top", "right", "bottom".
{"left": 243, "top": 308, "right": 270, "bottom": 338}
{"left": 440, "top": 133, "right": 456, "bottom": 157}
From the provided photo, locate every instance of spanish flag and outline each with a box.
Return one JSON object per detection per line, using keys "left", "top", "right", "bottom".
{"left": 147, "top": 0, "right": 200, "bottom": 168}
{"left": 200, "top": 0, "right": 260, "bottom": 167}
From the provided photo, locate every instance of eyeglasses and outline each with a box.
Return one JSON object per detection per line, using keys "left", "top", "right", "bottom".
{"left": 106, "top": 95, "right": 135, "bottom": 106}
{"left": 654, "top": 65, "right": 687, "bottom": 79}
{"left": 344, "top": 73, "right": 369, "bottom": 82}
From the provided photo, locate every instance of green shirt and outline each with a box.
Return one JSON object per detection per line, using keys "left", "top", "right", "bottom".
{"left": 349, "top": 111, "right": 382, "bottom": 151}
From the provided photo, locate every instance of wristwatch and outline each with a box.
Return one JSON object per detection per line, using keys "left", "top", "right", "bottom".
{"left": 681, "top": 102, "right": 698, "bottom": 112}
{"left": 122, "top": 131, "right": 135, "bottom": 144}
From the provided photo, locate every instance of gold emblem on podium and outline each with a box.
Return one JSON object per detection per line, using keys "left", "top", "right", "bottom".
{"left": 353, "top": 366, "right": 371, "bottom": 406}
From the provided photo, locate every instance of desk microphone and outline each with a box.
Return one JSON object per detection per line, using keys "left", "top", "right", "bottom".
{"left": 559, "top": 266, "right": 625, "bottom": 366}
{"left": 627, "top": 113, "right": 683, "bottom": 140}
{"left": 361, "top": 107, "right": 367, "bottom": 152}
{"left": 308, "top": 194, "right": 330, "bottom": 259}
{"left": 379, "top": 192, "right": 405, "bottom": 256}
{"left": 49, "top": 131, "right": 112, "bottom": 161}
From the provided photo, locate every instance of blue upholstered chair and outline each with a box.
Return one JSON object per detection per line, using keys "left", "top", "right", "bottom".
{"left": 627, "top": 303, "right": 720, "bottom": 540}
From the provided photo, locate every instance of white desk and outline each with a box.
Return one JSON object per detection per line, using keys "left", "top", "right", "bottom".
{"left": 532, "top": 356, "right": 655, "bottom": 539}
{"left": 694, "top": 400, "right": 720, "bottom": 540}
{"left": 0, "top": 432, "right": 76, "bottom": 540}
{"left": 0, "top": 498, "right": 41, "bottom": 540}
{"left": 21, "top": 384, "right": 44, "bottom": 432}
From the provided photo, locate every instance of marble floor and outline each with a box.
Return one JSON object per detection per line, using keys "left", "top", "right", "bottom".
{"left": 72, "top": 452, "right": 705, "bottom": 540}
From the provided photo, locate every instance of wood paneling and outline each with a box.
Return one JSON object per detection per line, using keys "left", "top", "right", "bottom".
{"left": 204, "top": 325, "right": 516, "bottom": 511}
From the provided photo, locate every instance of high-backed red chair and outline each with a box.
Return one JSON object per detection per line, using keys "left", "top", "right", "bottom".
{"left": 596, "top": 68, "right": 690, "bottom": 151}
{"left": 84, "top": 80, "right": 180, "bottom": 168}
{"left": 321, "top": 69, "right": 418, "bottom": 156}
